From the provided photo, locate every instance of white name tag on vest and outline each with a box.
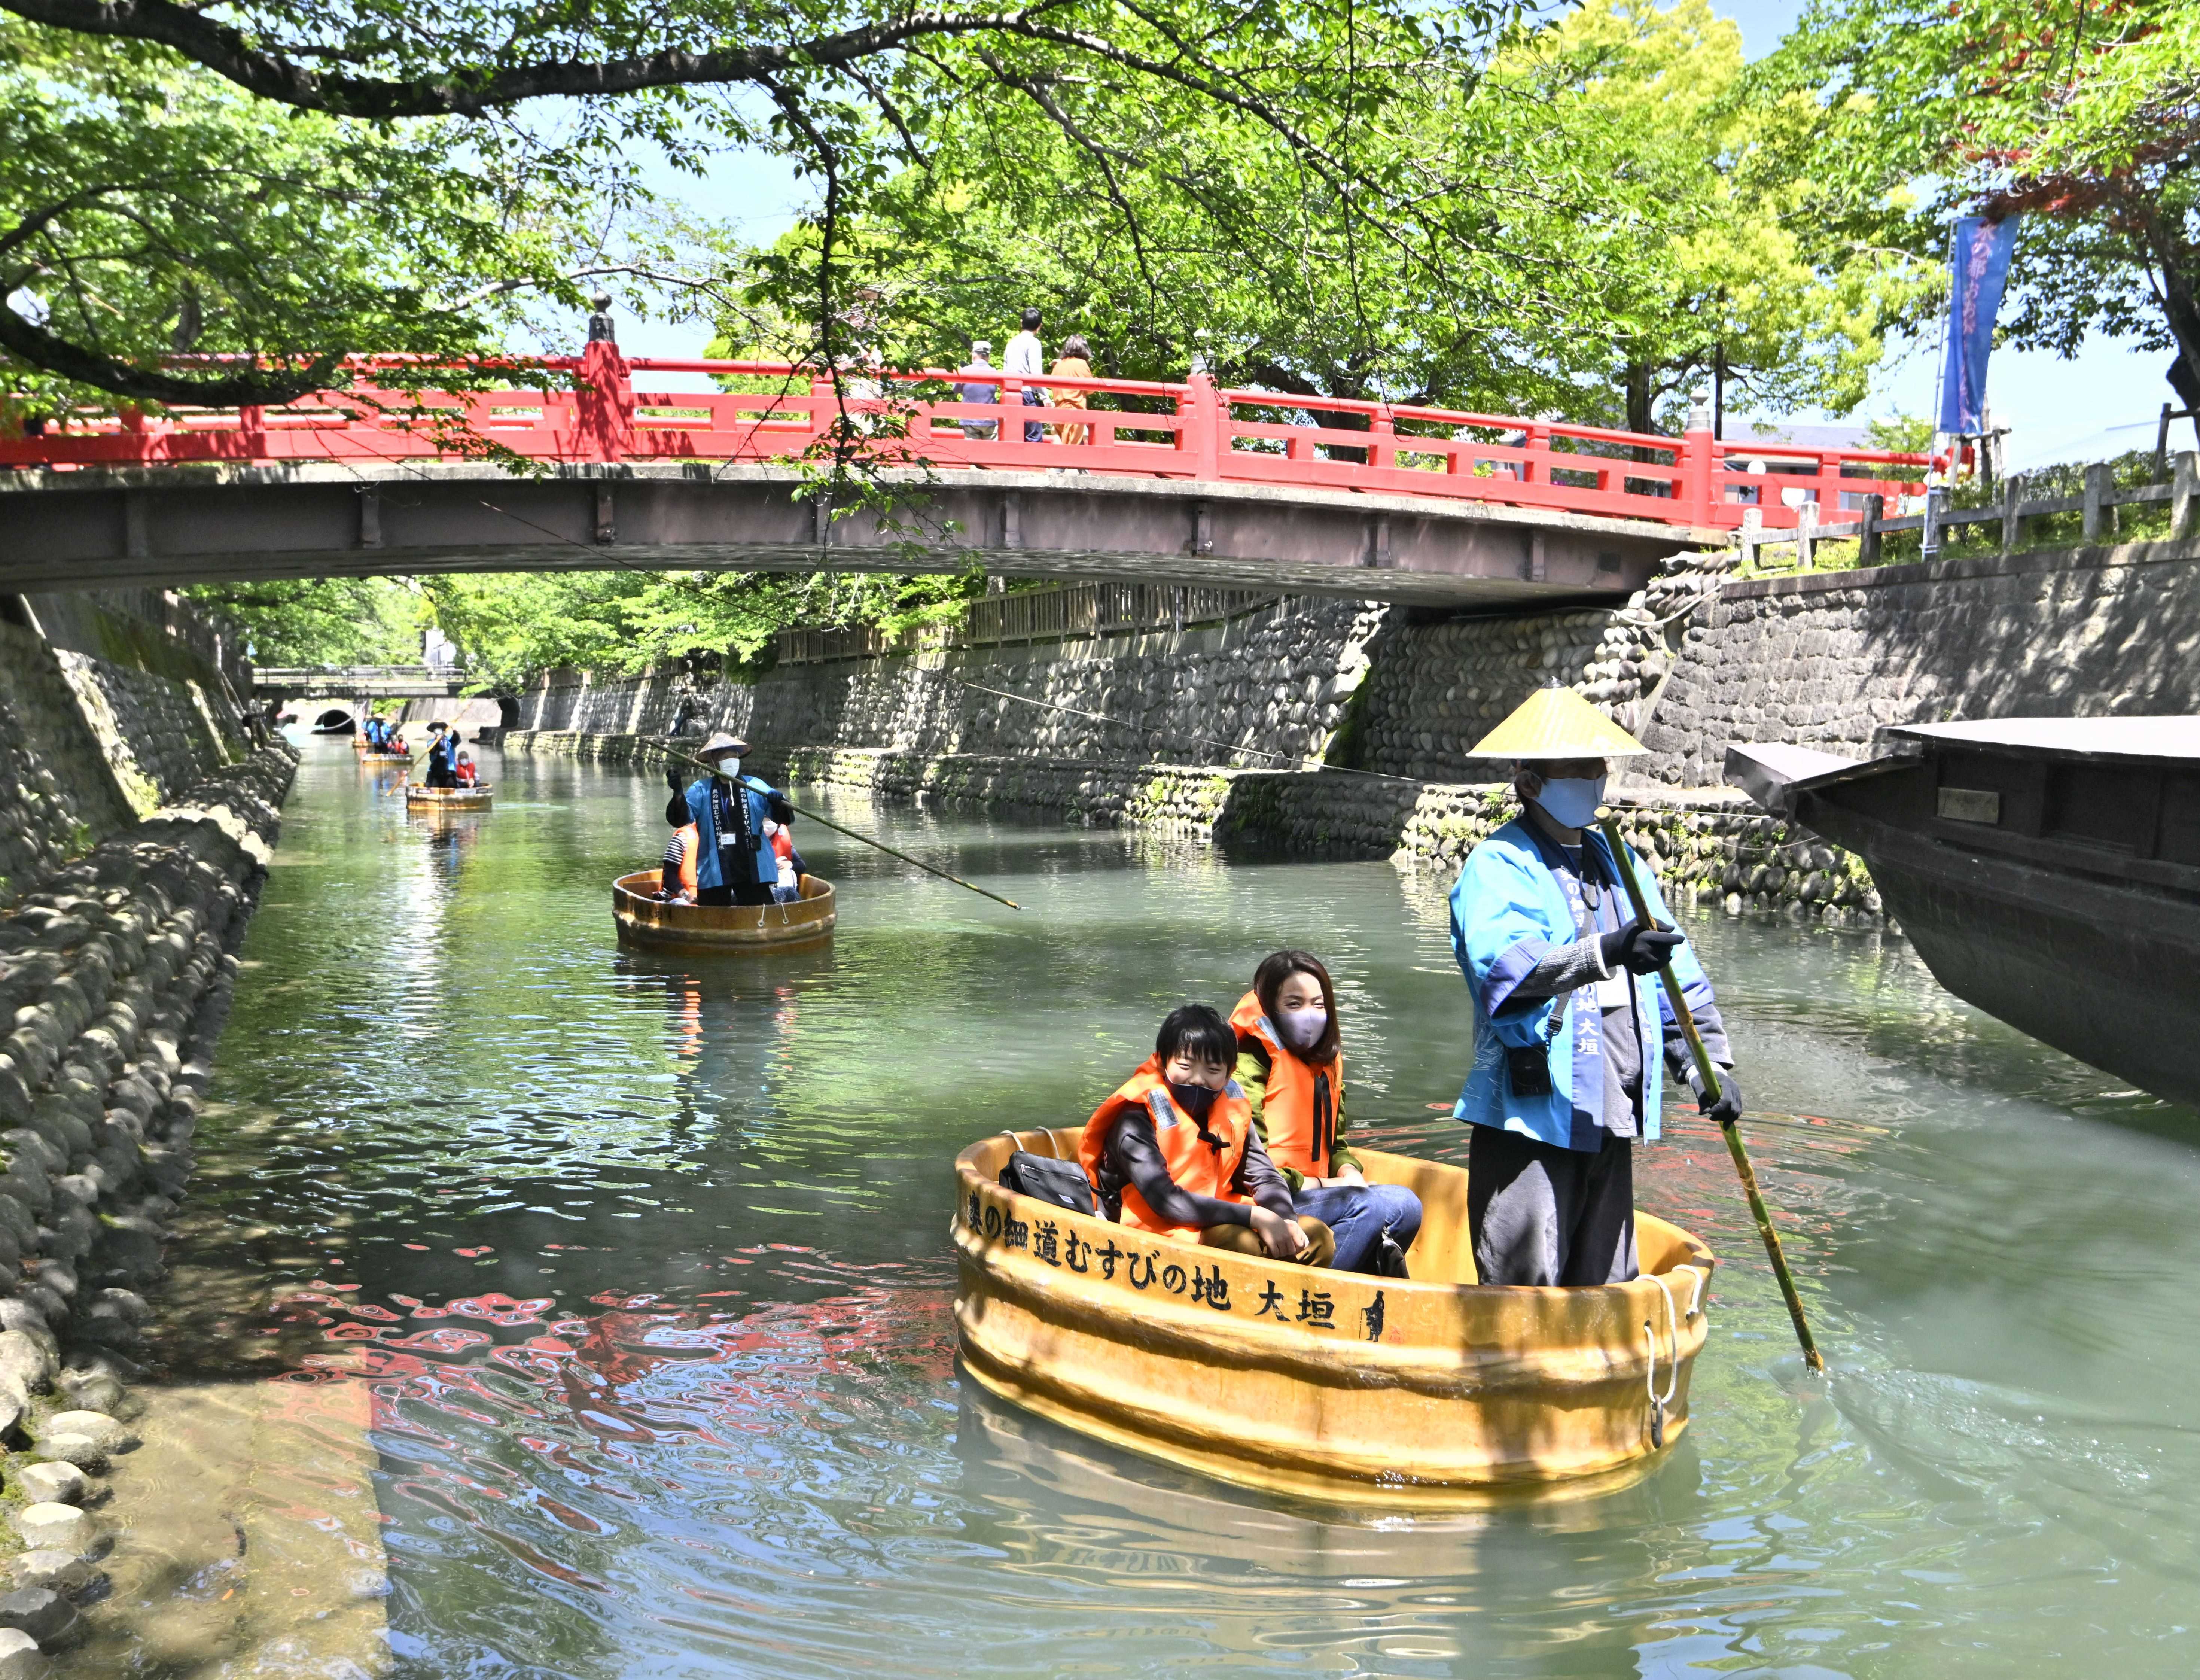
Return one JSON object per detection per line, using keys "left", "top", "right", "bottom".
{"left": 1593, "top": 972, "right": 1632, "bottom": 1010}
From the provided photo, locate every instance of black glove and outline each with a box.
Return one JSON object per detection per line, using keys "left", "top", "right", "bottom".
{"left": 665, "top": 766, "right": 685, "bottom": 794}
{"left": 1599, "top": 917, "right": 1686, "bottom": 975}
{"left": 1691, "top": 1065, "right": 1743, "bottom": 1124}
{"left": 768, "top": 793, "right": 795, "bottom": 825}
{"left": 664, "top": 791, "right": 689, "bottom": 827}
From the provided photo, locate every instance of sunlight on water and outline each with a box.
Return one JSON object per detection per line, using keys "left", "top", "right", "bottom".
{"left": 115, "top": 739, "right": 2200, "bottom": 1677}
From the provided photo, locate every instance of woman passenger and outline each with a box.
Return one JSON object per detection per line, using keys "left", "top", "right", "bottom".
{"left": 1082, "top": 1004, "right": 1335, "bottom": 1265}
{"left": 1234, "top": 950, "right": 1422, "bottom": 1275}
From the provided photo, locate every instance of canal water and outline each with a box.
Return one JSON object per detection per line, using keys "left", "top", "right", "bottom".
{"left": 89, "top": 740, "right": 2200, "bottom": 1676}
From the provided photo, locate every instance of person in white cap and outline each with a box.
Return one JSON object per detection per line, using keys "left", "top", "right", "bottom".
{"left": 677, "top": 731, "right": 794, "bottom": 907}
{"left": 1449, "top": 685, "right": 1742, "bottom": 1287}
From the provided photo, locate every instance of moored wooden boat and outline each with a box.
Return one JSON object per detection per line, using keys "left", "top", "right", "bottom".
{"left": 612, "top": 870, "right": 836, "bottom": 949}
{"left": 405, "top": 783, "right": 493, "bottom": 813}
{"left": 1730, "top": 717, "right": 2200, "bottom": 1106}
{"left": 360, "top": 752, "right": 412, "bottom": 766}
{"left": 953, "top": 1131, "right": 1714, "bottom": 1509}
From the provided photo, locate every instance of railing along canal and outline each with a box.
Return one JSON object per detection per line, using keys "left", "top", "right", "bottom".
{"left": 0, "top": 345, "right": 1926, "bottom": 538}
{"left": 1741, "top": 454, "right": 2200, "bottom": 571}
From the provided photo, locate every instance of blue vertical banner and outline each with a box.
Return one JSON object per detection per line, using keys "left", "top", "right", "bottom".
{"left": 1937, "top": 215, "right": 2021, "bottom": 435}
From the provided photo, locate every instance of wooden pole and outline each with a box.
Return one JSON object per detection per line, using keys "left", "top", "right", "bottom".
{"left": 783, "top": 798, "right": 1022, "bottom": 910}
{"left": 1598, "top": 819, "right": 1826, "bottom": 1373}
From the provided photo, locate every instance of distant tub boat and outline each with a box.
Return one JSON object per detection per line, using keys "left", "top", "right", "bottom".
{"left": 360, "top": 752, "right": 412, "bottom": 766}
{"left": 953, "top": 1131, "right": 1715, "bottom": 1509}
{"left": 406, "top": 784, "right": 492, "bottom": 814}
{"left": 611, "top": 871, "right": 836, "bottom": 950}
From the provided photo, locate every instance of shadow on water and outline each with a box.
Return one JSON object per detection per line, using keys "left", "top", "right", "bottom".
{"left": 67, "top": 738, "right": 2200, "bottom": 1678}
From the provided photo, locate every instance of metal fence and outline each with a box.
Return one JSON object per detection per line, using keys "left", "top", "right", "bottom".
{"left": 1740, "top": 452, "right": 2200, "bottom": 572}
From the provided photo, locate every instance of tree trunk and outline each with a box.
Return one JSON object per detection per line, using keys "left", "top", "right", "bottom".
{"left": 1624, "top": 360, "right": 1655, "bottom": 436}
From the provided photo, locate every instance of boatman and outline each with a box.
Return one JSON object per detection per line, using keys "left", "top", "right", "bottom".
{"left": 1449, "top": 684, "right": 1743, "bottom": 1288}
{"left": 422, "top": 721, "right": 461, "bottom": 788}
{"left": 681, "top": 731, "right": 796, "bottom": 907}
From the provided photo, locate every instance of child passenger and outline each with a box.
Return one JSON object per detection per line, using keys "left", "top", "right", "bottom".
{"left": 1234, "top": 950, "right": 1422, "bottom": 1275}
{"left": 1081, "top": 1005, "right": 1336, "bottom": 1266}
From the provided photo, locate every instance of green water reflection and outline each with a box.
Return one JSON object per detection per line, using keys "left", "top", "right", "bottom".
{"left": 179, "top": 739, "right": 2200, "bottom": 1677}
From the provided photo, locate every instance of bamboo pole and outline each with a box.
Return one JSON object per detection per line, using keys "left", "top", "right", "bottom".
{"left": 1598, "top": 818, "right": 1826, "bottom": 1373}
{"left": 783, "top": 798, "right": 1021, "bottom": 910}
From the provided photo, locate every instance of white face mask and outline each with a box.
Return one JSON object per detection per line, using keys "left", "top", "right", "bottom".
{"left": 716, "top": 756, "right": 743, "bottom": 779}
{"left": 1279, "top": 1005, "right": 1329, "bottom": 1051}
{"left": 1531, "top": 774, "right": 1606, "bottom": 830}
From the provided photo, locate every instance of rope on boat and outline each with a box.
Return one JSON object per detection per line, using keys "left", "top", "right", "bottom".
{"left": 1644, "top": 1275, "right": 1682, "bottom": 1448}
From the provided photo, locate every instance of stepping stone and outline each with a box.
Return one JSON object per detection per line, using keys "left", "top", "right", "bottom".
{"left": 0, "top": 1588, "right": 73, "bottom": 1646}
{"left": 12, "top": 1505, "right": 91, "bottom": 1558}
{"left": 29, "top": 1439, "right": 103, "bottom": 1476}
{"left": 0, "top": 1628, "right": 42, "bottom": 1679}
{"left": 9, "top": 1553, "right": 90, "bottom": 1596}
{"left": 39, "top": 1413, "right": 133, "bottom": 1452}
{"left": 14, "top": 1465, "right": 85, "bottom": 1508}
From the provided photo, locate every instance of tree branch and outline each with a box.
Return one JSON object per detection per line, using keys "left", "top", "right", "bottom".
{"left": 0, "top": 304, "right": 341, "bottom": 404}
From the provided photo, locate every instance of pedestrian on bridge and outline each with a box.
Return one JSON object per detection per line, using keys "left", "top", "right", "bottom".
{"left": 1049, "top": 336, "right": 1094, "bottom": 449}
{"left": 1005, "top": 308, "right": 1047, "bottom": 442}
{"left": 1448, "top": 685, "right": 1743, "bottom": 1289}
{"left": 959, "top": 341, "right": 999, "bottom": 442}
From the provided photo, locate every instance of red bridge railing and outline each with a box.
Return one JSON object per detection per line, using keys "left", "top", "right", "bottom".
{"left": 0, "top": 343, "right": 1925, "bottom": 535}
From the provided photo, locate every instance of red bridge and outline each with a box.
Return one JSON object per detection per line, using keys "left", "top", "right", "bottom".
{"left": 0, "top": 341, "right": 1925, "bottom": 605}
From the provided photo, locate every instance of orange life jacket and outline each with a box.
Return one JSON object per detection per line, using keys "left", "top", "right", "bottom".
{"left": 1230, "top": 990, "right": 1340, "bottom": 1179}
{"left": 676, "top": 823, "right": 700, "bottom": 896}
{"left": 1079, "top": 1054, "right": 1253, "bottom": 1233}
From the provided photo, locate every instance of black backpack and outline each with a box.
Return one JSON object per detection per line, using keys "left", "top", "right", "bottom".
{"left": 997, "top": 1132, "right": 1096, "bottom": 1216}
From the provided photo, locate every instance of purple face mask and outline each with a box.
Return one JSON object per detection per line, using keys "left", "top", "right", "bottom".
{"left": 1279, "top": 1005, "right": 1328, "bottom": 1051}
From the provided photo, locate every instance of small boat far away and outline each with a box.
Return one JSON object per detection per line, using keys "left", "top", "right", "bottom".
{"left": 1729, "top": 716, "right": 2200, "bottom": 1108}
{"left": 611, "top": 871, "right": 837, "bottom": 951}
{"left": 954, "top": 1130, "right": 1714, "bottom": 1508}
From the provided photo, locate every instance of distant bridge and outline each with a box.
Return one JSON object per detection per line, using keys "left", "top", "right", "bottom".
{"left": 250, "top": 664, "right": 472, "bottom": 699}
{"left": 0, "top": 344, "right": 1926, "bottom": 609}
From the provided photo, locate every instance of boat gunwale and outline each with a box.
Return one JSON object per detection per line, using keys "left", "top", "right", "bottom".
{"left": 610, "top": 870, "right": 837, "bottom": 949}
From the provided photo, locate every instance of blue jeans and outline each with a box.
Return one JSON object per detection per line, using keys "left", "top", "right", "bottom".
{"left": 1292, "top": 1181, "right": 1423, "bottom": 1274}
{"left": 1021, "top": 387, "right": 1046, "bottom": 442}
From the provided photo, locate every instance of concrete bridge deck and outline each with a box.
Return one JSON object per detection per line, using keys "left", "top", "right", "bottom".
{"left": 2, "top": 460, "right": 1714, "bottom": 607}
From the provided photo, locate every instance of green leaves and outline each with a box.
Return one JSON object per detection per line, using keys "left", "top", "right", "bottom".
{"left": 1754, "top": 0, "right": 2200, "bottom": 401}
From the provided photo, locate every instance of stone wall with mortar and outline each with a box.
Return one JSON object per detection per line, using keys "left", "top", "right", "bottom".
{"left": 512, "top": 537, "right": 2200, "bottom": 930}
{"left": 0, "top": 743, "right": 296, "bottom": 1663}
{"left": 514, "top": 597, "right": 1388, "bottom": 771}
{"left": 1639, "top": 536, "right": 2200, "bottom": 788}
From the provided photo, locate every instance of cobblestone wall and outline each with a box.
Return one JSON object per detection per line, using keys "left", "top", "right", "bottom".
{"left": 0, "top": 744, "right": 296, "bottom": 1659}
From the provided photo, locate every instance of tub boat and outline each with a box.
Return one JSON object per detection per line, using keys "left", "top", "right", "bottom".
{"left": 611, "top": 871, "right": 836, "bottom": 950}
{"left": 360, "top": 752, "right": 412, "bottom": 767}
{"left": 953, "top": 1130, "right": 1714, "bottom": 1509}
{"left": 406, "top": 783, "right": 493, "bottom": 813}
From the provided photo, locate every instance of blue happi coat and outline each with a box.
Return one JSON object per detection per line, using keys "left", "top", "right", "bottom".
{"left": 1449, "top": 817, "right": 1716, "bottom": 1151}
{"left": 684, "top": 774, "right": 777, "bottom": 892}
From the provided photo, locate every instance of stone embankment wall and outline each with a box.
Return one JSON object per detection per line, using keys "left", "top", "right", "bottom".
{"left": 0, "top": 590, "right": 284, "bottom": 1667}
{"left": 515, "top": 597, "right": 1386, "bottom": 770}
{"left": 1640, "top": 536, "right": 2200, "bottom": 787}
{"left": 508, "top": 535, "right": 2200, "bottom": 927}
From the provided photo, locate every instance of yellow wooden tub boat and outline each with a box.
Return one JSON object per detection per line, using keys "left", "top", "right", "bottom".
{"left": 406, "top": 783, "right": 493, "bottom": 813}
{"left": 611, "top": 870, "right": 836, "bottom": 950}
{"left": 953, "top": 1130, "right": 1714, "bottom": 1509}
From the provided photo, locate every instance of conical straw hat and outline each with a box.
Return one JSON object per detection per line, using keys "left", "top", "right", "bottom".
{"left": 1470, "top": 683, "right": 1648, "bottom": 760}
